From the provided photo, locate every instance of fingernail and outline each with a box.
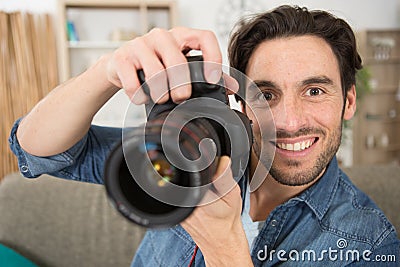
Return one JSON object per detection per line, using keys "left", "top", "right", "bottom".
{"left": 206, "top": 69, "right": 221, "bottom": 84}
{"left": 130, "top": 88, "right": 149, "bottom": 104}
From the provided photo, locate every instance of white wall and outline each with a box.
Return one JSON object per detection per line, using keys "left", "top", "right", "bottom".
{"left": 177, "top": 0, "right": 400, "bottom": 62}
{"left": 2, "top": 0, "right": 399, "bottom": 29}
{"left": 2, "top": 0, "right": 399, "bottom": 61}
{"left": 0, "top": 0, "right": 56, "bottom": 13}
{"left": 177, "top": 0, "right": 400, "bottom": 30}
{"left": 4, "top": 0, "right": 398, "bottom": 63}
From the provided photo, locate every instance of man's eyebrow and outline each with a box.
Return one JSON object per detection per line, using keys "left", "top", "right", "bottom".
{"left": 250, "top": 80, "right": 279, "bottom": 90}
{"left": 301, "top": 76, "right": 334, "bottom": 86}
{"left": 248, "top": 76, "right": 334, "bottom": 90}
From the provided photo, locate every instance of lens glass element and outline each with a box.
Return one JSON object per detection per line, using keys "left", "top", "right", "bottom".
{"left": 146, "top": 147, "right": 177, "bottom": 187}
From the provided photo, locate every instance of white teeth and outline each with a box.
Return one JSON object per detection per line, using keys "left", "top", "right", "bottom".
{"left": 293, "top": 143, "right": 300, "bottom": 151}
{"left": 277, "top": 140, "right": 314, "bottom": 151}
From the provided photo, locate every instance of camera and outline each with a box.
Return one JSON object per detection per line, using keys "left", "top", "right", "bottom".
{"left": 104, "top": 56, "right": 252, "bottom": 228}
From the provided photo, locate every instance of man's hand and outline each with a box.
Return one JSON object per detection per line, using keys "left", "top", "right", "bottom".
{"left": 181, "top": 156, "right": 253, "bottom": 266}
{"left": 105, "top": 27, "right": 238, "bottom": 104}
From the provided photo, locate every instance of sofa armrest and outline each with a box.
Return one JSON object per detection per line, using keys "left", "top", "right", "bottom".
{"left": 0, "top": 173, "right": 146, "bottom": 267}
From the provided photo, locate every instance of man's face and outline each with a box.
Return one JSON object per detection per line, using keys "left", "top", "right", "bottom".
{"left": 245, "top": 35, "right": 355, "bottom": 186}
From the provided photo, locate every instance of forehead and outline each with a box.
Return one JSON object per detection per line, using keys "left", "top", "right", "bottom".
{"left": 246, "top": 35, "right": 340, "bottom": 83}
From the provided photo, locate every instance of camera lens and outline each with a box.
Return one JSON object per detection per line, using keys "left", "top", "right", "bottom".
{"left": 104, "top": 113, "right": 222, "bottom": 227}
{"left": 144, "top": 143, "right": 177, "bottom": 187}
{"left": 118, "top": 155, "right": 177, "bottom": 215}
{"left": 104, "top": 57, "right": 258, "bottom": 228}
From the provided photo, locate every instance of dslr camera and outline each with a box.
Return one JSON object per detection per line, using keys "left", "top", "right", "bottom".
{"left": 104, "top": 56, "right": 252, "bottom": 228}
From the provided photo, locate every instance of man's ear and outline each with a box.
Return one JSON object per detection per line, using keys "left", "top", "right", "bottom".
{"left": 343, "top": 85, "right": 357, "bottom": 120}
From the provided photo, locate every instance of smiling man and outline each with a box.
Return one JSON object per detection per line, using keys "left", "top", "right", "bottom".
{"left": 247, "top": 35, "right": 348, "bottom": 188}
{"left": 9, "top": 4, "right": 399, "bottom": 267}
{"left": 233, "top": 33, "right": 357, "bottom": 225}
{"left": 220, "top": 6, "right": 399, "bottom": 266}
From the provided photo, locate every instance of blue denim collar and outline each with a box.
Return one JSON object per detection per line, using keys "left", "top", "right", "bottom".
{"left": 294, "top": 156, "right": 340, "bottom": 220}
{"left": 239, "top": 157, "right": 340, "bottom": 221}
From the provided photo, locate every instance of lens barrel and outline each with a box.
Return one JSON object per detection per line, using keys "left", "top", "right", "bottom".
{"left": 104, "top": 112, "right": 221, "bottom": 228}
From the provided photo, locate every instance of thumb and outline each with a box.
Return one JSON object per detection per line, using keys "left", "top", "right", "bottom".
{"left": 212, "top": 155, "right": 232, "bottom": 183}
{"left": 199, "top": 156, "right": 237, "bottom": 205}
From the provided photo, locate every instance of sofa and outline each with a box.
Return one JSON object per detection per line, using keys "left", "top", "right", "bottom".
{"left": 0, "top": 164, "right": 399, "bottom": 266}
{"left": 0, "top": 173, "right": 146, "bottom": 267}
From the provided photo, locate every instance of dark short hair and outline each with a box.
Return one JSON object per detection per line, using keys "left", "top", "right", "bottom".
{"left": 228, "top": 5, "right": 362, "bottom": 101}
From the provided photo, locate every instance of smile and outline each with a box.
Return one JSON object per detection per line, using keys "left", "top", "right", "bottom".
{"left": 275, "top": 138, "right": 317, "bottom": 152}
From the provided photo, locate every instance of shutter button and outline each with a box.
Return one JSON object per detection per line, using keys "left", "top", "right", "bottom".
{"left": 20, "top": 165, "right": 29, "bottom": 173}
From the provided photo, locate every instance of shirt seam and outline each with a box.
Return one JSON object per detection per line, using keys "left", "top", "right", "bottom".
{"left": 299, "top": 158, "right": 340, "bottom": 220}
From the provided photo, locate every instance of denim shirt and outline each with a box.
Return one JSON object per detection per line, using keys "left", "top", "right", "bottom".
{"left": 9, "top": 119, "right": 400, "bottom": 266}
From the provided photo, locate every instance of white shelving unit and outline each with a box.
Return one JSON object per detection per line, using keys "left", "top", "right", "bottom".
{"left": 56, "top": 0, "right": 177, "bottom": 127}
{"left": 57, "top": 0, "right": 177, "bottom": 81}
{"left": 353, "top": 29, "right": 400, "bottom": 165}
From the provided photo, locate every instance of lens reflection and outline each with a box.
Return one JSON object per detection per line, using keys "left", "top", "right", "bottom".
{"left": 146, "top": 143, "right": 177, "bottom": 187}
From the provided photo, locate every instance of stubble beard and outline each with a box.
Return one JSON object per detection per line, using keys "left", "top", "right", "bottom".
{"left": 254, "top": 124, "right": 343, "bottom": 187}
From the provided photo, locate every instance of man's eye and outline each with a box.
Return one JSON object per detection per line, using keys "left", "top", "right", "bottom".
{"left": 306, "top": 87, "right": 323, "bottom": 96}
{"left": 261, "top": 92, "right": 274, "bottom": 101}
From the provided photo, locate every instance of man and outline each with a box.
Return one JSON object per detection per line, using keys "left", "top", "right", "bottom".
{"left": 9, "top": 5, "right": 399, "bottom": 266}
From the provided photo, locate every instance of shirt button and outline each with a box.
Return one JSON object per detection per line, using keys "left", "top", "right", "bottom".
{"left": 271, "top": 219, "right": 278, "bottom": 227}
{"left": 20, "top": 165, "right": 29, "bottom": 173}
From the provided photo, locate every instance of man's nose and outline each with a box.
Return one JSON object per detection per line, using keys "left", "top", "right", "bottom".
{"left": 273, "top": 95, "right": 306, "bottom": 132}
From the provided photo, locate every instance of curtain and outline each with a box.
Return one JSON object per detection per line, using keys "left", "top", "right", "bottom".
{"left": 0, "top": 11, "right": 58, "bottom": 180}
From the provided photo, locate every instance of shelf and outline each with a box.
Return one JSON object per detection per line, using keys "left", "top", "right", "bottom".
{"left": 366, "top": 143, "right": 400, "bottom": 152}
{"left": 353, "top": 29, "right": 400, "bottom": 165}
{"left": 368, "top": 87, "right": 400, "bottom": 94}
{"left": 365, "top": 115, "right": 400, "bottom": 123}
{"left": 57, "top": 0, "right": 177, "bottom": 82}
{"left": 364, "top": 57, "right": 400, "bottom": 64}
{"left": 68, "top": 41, "right": 125, "bottom": 49}
{"left": 63, "top": 0, "right": 142, "bottom": 8}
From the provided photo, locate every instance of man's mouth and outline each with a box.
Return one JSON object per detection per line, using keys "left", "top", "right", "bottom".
{"left": 274, "top": 138, "right": 318, "bottom": 152}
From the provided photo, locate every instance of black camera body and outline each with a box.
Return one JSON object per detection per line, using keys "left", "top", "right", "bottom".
{"left": 104, "top": 56, "right": 252, "bottom": 228}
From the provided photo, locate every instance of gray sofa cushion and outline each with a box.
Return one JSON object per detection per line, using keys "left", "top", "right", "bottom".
{"left": 0, "top": 173, "right": 146, "bottom": 267}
